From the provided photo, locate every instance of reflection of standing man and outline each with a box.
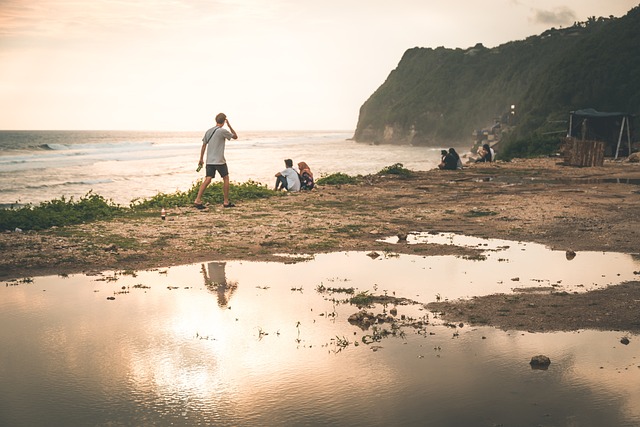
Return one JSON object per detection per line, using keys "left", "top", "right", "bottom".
{"left": 194, "top": 113, "right": 238, "bottom": 209}
{"left": 201, "top": 262, "right": 237, "bottom": 308}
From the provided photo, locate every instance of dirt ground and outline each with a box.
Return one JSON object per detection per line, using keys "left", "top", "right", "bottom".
{"left": 2, "top": 157, "right": 640, "bottom": 332}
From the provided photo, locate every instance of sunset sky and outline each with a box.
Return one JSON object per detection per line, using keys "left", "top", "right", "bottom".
{"left": 0, "top": 0, "right": 637, "bottom": 131}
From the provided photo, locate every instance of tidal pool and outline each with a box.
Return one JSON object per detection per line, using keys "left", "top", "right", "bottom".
{"left": 1, "top": 235, "right": 639, "bottom": 426}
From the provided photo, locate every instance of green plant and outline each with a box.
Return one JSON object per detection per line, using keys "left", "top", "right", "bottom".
{"left": 0, "top": 179, "right": 277, "bottom": 231}
{"left": 377, "top": 163, "right": 413, "bottom": 177}
{"left": 0, "top": 192, "right": 123, "bottom": 231}
{"left": 131, "top": 179, "right": 274, "bottom": 209}
{"left": 350, "top": 291, "right": 374, "bottom": 307}
{"left": 316, "top": 172, "right": 358, "bottom": 186}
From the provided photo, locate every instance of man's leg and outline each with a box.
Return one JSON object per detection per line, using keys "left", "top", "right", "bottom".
{"left": 194, "top": 176, "right": 212, "bottom": 205}
{"left": 222, "top": 175, "right": 230, "bottom": 206}
{"left": 275, "top": 175, "right": 288, "bottom": 191}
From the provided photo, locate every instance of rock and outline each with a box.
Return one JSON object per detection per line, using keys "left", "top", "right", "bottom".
{"left": 390, "top": 308, "right": 398, "bottom": 316}
{"left": 530, "top": 355, "right": 551, "bottom": 369}
{"left": 565, "top": 250, "right": 576, "bottom": 260}
{"left": 621, "top": 337, "right": 630, "bottom": 345}
{"left": 397, "top": 233, "right": 408, "bottom": 242}
{"left": 367, "top": 251, "right": 380, "bottom": 259}
{"left": 628, "top": 152, "right": 640, "bottom": 163}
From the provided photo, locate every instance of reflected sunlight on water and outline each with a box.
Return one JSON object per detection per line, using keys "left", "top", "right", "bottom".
{"left": 1, "top": 236, "right": 639, "bottom": 426}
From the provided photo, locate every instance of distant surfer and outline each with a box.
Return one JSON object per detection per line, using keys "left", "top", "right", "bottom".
{"left": 194, "top": 113, "right": 238, "bottom": 209}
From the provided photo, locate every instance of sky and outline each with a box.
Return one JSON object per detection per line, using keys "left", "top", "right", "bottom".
{"left": 0, "top": 0, "right": 637, "bottom": 131}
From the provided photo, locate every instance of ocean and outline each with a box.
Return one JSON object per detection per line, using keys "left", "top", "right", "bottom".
{"left": 0, "top": 130, "right": 451, "bottom": 207}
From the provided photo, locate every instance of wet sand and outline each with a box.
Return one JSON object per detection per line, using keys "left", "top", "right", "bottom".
{"left": 2, "top": 157, "right": 640, "bottom": 332}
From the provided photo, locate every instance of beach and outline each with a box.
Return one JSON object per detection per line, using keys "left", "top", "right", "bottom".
{"left": 0, "top": 130, "right": 444, "bottom": 207}
{"left": 2, "top": 156, "right": 640, "bottom": 332}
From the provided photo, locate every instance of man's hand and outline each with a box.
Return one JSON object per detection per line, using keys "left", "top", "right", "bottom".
{"left": 226, "top": 119, "right": 238, "bottom": 139}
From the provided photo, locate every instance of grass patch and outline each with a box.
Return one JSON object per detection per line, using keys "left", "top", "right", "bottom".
{"left": 316, "top": 172, "right": 358, "bottom": 186}
{"left": 377, "top": 163, "right": 413, "bottom": 177}
{"left": 350, "top": 291, "right": 375, "bottom": 307}
{"left": 0, "top": 193, "right": 124, "bottom": 231}
{"left": 131, "top": 180, "right": 274, "bottom": 209}
{"left": 1, "top": 180, "right": 275, "bottom": 231}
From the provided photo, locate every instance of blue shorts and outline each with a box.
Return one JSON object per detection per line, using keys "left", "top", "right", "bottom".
{"left": 206, "top": 164, "right": 229, "bottom": 178}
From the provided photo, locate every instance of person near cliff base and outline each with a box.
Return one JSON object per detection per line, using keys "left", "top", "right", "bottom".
{"left": 275, "top": 159, "right": 301, "bottom": 192}
{"left": 475, "top": 143, "right": 494, "bottom": 163}
{"left": 438, "top": 149, "right": 448, "bottom": 169}
{"left": 194, "top": 113, "right": 238, "bottom": 209}
{"left": 439, "top": 148, "right": 462, "bottom": 170}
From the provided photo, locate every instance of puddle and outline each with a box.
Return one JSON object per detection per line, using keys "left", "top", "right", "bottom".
{"left": 379, "top": 232, "right": 640, "bottom": 296}
{"left": 1, "top": 236, "right": 639, "bottom": 426}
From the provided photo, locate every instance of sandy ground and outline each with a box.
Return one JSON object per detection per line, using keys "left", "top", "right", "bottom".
{"left": 2, "top": 157, "right": 640, "bottom": 332}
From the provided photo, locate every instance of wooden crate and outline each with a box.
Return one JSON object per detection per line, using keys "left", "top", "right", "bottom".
{"left": 562, "top": 138, "right": 605, "bottom": 167}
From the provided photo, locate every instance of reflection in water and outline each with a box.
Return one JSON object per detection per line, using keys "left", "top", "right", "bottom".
{"left": 201, "top": 262, "right": 238, "bottom": 308}
{"left": 1, "top": 238, "right": 639, "bottom": 426}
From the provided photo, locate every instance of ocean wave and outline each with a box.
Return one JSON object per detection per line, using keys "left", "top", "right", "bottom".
{"left": 23, "top": 179, "right": 114, "bottom": 191}
{"left": 39, "top": 143, "right": 70, "bottom": 151}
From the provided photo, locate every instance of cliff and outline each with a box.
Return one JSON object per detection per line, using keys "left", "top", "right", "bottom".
{"left": 353, "top": 5, "right": 640, "bottom": 156}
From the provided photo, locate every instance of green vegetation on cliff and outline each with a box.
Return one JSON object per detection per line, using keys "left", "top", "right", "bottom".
{"left": 354, "top": 6, "right": 640, "bottom": 158}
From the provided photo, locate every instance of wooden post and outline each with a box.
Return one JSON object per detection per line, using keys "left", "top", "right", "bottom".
{"left": 615, "top": 116, "right": 627, "bottom": 159}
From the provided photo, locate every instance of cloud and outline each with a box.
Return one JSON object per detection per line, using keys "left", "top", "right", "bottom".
{"left": 531, "top": 6, "right": 577, "bottom": 26}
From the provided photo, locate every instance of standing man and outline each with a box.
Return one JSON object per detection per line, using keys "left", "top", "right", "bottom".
{"left": 194, "top": 113, "right": 238, "bottom": 209}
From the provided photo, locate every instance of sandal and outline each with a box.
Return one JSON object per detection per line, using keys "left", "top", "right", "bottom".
{"left": 223, "top": 202, "right": 236, "bottom": 208}
{"left": 194, "top": 203, "right": 206, "bottom": 210}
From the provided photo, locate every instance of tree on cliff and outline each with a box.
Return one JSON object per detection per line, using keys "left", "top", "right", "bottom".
{"left": 354, "top": 5, "right": 640, "bottom": 158}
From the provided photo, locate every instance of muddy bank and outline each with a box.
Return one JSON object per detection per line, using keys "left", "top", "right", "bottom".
{"left": 427, "top": 280, "right": 640, "bottom": 333}
{"left": 2, "top": 157, "right": 640, "bottom": 332}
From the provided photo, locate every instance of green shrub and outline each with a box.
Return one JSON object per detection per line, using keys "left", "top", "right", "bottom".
{"left": 500, "top": 133, "right": 562, "bottom": 160}
{"left": 0, "top": 192, "right": 123, "bottom": 231}
{"left": 316, "top": 172, "right": 358, "bottom": 186}
{"left": 131, "top": 179, "right": 274, "bottom": 209}
{"left": 377, "top": 163, "right": 413, "bottom": 177}
{"left": 0, "top": 180, "right": 276, "bottom": 231}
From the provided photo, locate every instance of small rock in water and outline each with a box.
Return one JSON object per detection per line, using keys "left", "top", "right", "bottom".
{"left": 106, "top": 296, "right": 115, "bottom": 300}
{"left": 367, "top": 251, "right": 380, "bottom": 259}
{"left": 565, "top": 250, "right": 576, "bottom": 260}
{"left": 530, "top": 355, "right": 551, "bottom": 370}
{"left": 397, "top": 233, "right": 408, "bottom": 242}
{"left": 620, "top": 337, "right": 630, "bottom": 345}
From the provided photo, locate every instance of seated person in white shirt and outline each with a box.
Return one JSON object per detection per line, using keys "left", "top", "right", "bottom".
{"left": 274, "top": 158, "right": 301, "bottom": 192}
